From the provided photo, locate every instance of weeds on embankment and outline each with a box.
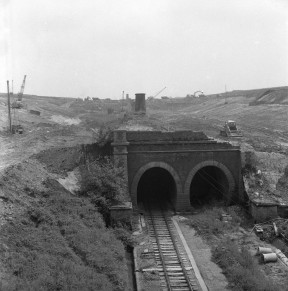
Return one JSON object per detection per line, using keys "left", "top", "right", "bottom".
{"left": 212, "top": 238, "right": 279, "bottom": 291}
{"left": 187, "top": 206, "right": 288, "bottom": 291}
{"left": 187, "top": 206, "right": 243, "bottom": 238}
{"left": 0, "top": 157, "right": 131, "bottom": 290}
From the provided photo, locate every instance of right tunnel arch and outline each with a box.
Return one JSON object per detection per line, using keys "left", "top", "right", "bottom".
{"left": 185, "top": 160, "right": 235, "bottom": 206}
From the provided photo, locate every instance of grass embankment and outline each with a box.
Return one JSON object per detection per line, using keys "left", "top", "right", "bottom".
{"left": 187, "top": 207, "right": 287, "bottom": 291}
{"left": 0, "top": 155, "right": 131, "bottom": 290}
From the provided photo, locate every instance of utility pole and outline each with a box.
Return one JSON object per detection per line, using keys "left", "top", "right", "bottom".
{"left": 121, "top": 90, "right": 124, "bottom": 111}
{"left": 7, "top": 81, "right": 12, "bottom": 132}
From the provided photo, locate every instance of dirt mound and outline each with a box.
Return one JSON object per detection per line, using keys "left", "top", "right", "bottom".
{"left": 50, "top": 115, "right": 81, "bottom": 125}
{"left": 34, "top": 147, "right": 84, "bottom": 174}
{"left": 34, "top": 143, "right": 109, "bottom": 175}
{"left": 249, "top": 87, "right": 288, "bottom": 105}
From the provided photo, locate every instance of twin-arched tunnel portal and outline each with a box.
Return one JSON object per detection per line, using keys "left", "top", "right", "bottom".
{"left": 137, "top": 165, "right": 230, "bottom": 210}
{"left": 112, "top": 130, "right": 243, "bottom": 212}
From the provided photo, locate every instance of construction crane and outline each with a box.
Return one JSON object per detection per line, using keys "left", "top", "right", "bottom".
{"left": 18, "top": 75, "right": 27, "bottom": 101}
{"left": 12, "top": 75, "right": 27, "bottom": 109}
{"left": 153, "top": 87, "right": 166, "bottom": 98}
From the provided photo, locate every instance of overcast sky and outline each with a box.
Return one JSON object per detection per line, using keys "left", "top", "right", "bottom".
{"left": 0, "top": 0, "right": 287, "bottom": 99}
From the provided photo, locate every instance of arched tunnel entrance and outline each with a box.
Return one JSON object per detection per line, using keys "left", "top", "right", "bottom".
{"left": 190, "top": 166, "right": 229, "bottom": 207}
{"left": 137, "top": 167, "right": 177, "bottom": 210}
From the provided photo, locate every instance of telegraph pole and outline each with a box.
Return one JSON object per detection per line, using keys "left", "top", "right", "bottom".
{"left": 7, "top": 81, "right": 12, "bottom": 132}
{"left": 121, "top": 90, "right": 124, "bottom": 111}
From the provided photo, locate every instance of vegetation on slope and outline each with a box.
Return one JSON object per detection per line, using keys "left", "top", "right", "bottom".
{"left": 0, "top": 156, "right": 130, "bottom": 290}
{"left": 212, "top": 238, "right": 279, "bottom": 291}
{"left": 78, "top": 158, "right": 128, "bottom": 225}
{"left": 187, "top": 206, "right": 288, "bottom": 290}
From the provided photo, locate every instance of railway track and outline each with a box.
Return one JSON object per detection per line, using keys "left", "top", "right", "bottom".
{"left": 146, "top": 208, "right": 200, "bottom": 291}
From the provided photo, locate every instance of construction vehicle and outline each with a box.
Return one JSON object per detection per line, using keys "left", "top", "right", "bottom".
{"left": 12, "top": 124, "right": 24, "bottom": 134}
{"left": 220, "top": 120, "right": 243, "bottom": 137}
{"left": 11, "top": 75, "right": 26, "bottom": 109}
{"left": 186, "top": 90, "right": 206, "bottom": 98}
{"left": 194, "top": 90, "right": 205, "bottom": 97}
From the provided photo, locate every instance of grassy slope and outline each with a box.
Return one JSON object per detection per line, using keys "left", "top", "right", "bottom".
{"left": 0, "top": 157, "right": 129, "bottom": 290}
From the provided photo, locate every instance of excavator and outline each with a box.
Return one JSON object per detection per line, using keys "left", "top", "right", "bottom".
{"left": 220, "top": 120, "right": 243, "bottom": 137}
{"left": 11, "top": 75, "right": 26, "bottom": 109}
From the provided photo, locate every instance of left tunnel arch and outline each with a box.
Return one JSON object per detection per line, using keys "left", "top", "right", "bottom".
{"left": 131, "top": 162, "right": 182, "bottom": 210}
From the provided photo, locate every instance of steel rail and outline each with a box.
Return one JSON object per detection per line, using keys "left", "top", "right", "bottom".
{"left": 147, "top": 201, "right": 196, "bottom": 290}
{"left": 149, "top": 207, "right": 172, "bottom": 290}
{"left": 162, "top": 209, "right": 193, "bottom": 291}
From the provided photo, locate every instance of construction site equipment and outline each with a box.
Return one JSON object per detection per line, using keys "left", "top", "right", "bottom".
{"left": 12, "top": 124, "right": 23, "bottom": 134}
{"left": 262, "top": 253, "right": 277, "bottom": 263}
{"left": 29, "top": 110, "right": 41, "bottom": 116}
{"left": 194, "top": 90, "right": 205, "bottom": 97}
{"left": 18, "top": 75, "right": 26, "bottom": 101}
{"left": 12, "top": 75, "right": 26, "bottom": 108}
{"left": 220, "top": 120, "right": 243, "bottom": 137}
{"left": 152, "top": 87, "right": 166, "bottom": 99}
{"left": 257, "top": 247, "right": 272, "bottom": 255}
{"left": 7, "top": 81, "right": 12, "bottom": 132}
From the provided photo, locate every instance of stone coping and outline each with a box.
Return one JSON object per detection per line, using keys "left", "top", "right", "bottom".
{"left": 250, "top": 198, "right": 288, "bottom": 207}
{"left": 109, "top": 202, "right": 132, "bottom": 210}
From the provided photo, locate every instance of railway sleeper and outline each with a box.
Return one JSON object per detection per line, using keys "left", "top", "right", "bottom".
{"left": 172, "top": 288, "right": 194, "bottom": 291}
{"left": 154, "top": 251, "right": 186, "bottom": 255}
{"left": 156, "top": 267, "right": 193, "bottom": 271}
{"left": 170, "top": 282, "right": 190, "bottom": 287}
{"left": 155, "top": 255, "right": 178, "bottom": 259}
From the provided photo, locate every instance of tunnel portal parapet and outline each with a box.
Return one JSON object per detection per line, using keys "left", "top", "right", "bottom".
{"left": 112, "top": 130, "right": 243, "bottom": 211}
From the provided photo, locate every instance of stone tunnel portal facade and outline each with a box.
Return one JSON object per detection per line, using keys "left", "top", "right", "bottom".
{"left": 112, "top": 130, "right": 243, "bottom": 211}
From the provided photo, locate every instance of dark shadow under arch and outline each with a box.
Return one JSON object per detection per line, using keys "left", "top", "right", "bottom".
{"left": 190, "top": 166, "right": 229, "bottom": 206}
{"left": 137, "top": 167, "right": 176, "bottom": 209}
{"left": 131, "top": 162, "right": 181, "bottom": 210}
{"left": 184, "top": 160, "right": 235, "bottom": 207}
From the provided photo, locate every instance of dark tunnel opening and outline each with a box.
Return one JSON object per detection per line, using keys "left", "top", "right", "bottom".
{"left": 190, "top": 166, "right": 229, "bottom": 207}
{"left": 137, "top": 167, "right": 176, "bottom": 210}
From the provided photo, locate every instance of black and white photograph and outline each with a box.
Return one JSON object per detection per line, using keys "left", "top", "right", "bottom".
{"left": 0, "top": 0, "right": 288, "bottom": 290}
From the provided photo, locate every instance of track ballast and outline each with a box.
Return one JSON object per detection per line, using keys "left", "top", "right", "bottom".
{"left": 146, "top": 208, "right": 200, "bottom": 291}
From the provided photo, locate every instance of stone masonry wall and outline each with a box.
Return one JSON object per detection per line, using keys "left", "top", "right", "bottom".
{"left": 112, "top": 130, "right": 242, "bottom": 211}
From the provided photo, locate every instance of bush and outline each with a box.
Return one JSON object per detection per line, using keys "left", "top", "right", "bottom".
{"left": 187, "top": 207, "right": 240, "bottom": 237}
{"left": 113, "top": 227, "right": 136, "bottom": 248}
{"left": 78, "top": 158, "right": 128, "bottom": 224}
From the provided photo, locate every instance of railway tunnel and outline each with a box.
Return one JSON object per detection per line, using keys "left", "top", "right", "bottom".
{"left": 137, "top": 167, "right": 177, "bottom": 210}
{"left": 190, "top": 166, "right": 229, "bottom": 207}
{"left": 113, "top": 130, "right": 242, "bottom": 211}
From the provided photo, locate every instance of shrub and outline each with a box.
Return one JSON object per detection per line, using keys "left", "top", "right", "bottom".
{"left": 78, "top": 158, "right": 128, "bottom": 224}
{"left": 113, "top": 227, "right": 136, "bottom": 248}
{"left": 187, "top": 207, "right": 240, "bottom": 237}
